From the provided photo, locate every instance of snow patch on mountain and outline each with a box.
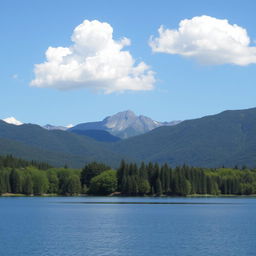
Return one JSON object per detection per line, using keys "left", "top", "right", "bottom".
{"left": 3, "top": 117, "right": 23, "bottom": 126}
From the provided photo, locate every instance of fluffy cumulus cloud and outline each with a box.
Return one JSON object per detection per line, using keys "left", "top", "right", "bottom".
{"left": 31, "top": 20, "right": 155, "bottom": 93}
{"left": 150, "top": 15, "right": 256, "bottom": 66}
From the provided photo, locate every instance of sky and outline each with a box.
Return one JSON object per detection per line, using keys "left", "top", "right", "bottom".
{"left": 1, "top": 0, "right": 256, "bottom": 126}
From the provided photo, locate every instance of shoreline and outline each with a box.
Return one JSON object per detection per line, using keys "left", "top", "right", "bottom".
{"left": 1, "top": 193, "right": 256, "bottom": 198}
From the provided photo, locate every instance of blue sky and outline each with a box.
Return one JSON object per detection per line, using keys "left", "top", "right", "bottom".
{"left": 1, "top": 0, "right": 255, "bottom": 126}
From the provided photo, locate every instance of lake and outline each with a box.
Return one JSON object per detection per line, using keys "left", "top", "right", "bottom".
{"left": 0, "top": 197, "right": 256, "bottom": 256}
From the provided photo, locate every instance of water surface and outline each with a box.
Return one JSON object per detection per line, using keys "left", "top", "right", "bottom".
{"left": 0, "top": 197, "right": 255, "bottom": 256}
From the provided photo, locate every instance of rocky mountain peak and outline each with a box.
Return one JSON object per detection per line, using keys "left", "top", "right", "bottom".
{"left": 70, "top": 110, "right": 181, "bottom": 138}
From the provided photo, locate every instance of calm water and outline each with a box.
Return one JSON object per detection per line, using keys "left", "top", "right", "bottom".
{"left": 0, "top": 197, "right": 256, "bottom": 256}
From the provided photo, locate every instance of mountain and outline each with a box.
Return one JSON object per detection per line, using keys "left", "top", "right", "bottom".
{"left": 43, "top": 124, "right": 68, "bottom": 131}
{"left": 70, "top": 110, "right": 181, "bottom": 138}
{"left": 43, "top": 124, "right": 73, "bottom": 131}
{"left": 0, "top": 107, "right": 255, "bottom": 168}
{"left": 69, "top": 129, "right": 121, "bottom": 142}
{"left": 0, "top": 121, "right": 125, "bottom": 168}
{"left": 3, "top": 117, "right": 23, "bottom": 126}
{"left": 110, "top": 107, "right": 256, "bottom": 168}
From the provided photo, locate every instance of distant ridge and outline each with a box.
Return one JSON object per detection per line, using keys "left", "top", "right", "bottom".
{"left": 2, "top": 111, "right": 180, "bottom": 139}
{"left": 111, "top": 107, "right": 256, "bottom": 168}
{"left": 0, "top": 120, "right": 126, "bottom": 167}
{"left": 70, "top": 110, "right": 181, "bottom": 138}
{"left": 69, "top": 129, "right": 121, "bottom": 142}
{"left": 0, "top": 107, "right": 255, "bottom": 168}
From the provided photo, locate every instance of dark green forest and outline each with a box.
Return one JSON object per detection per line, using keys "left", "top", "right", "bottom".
{"left": 0, "top": 156, "right": 256, "bottom": 196}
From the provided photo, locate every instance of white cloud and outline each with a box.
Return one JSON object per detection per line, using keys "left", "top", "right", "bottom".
{"left": 150, "top": 15, "right": 256, "bottom": 66}
{"left": 31, "top": 20, "right": 155, "bottom": 93}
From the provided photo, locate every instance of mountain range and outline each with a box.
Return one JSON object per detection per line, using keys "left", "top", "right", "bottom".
{"left": 69, "top": 110, "right": 181, "bottom": 139}
{"left": 110, "top": 107, "right": 256, "bottom": 168}
{"left": 0, "top": 120, "right": 125, "bottom": 167}
{"left": 3, "top": 110, "right": 181, "bottom": 139}
{"left": 0, "top": 107, "right": 255, "bottom": 168}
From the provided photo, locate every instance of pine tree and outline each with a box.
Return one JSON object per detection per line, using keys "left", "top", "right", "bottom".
{"left": 155, "top": 178, "right": 163, "bottom": 196}
{"left": 10, "top": 169, "right": 22, "bottom": 193}
{"left": 117, "top": 160, "right": 126, "bottom": 190}
{"left": 0, "top": 172, "right": 5, "bottom": 194}
{"left": 81, "top": 162, "right": 110, "bottom": 187}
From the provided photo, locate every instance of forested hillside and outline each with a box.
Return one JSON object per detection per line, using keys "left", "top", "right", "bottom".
{"left": 0, "top": 107, "right": 256, "bottom": 168}
{"left": 69, "top": 129, "right": 121, "bottom": 142}
{"left": 112, "top": 108, "right": 256, "bottom": 168}
{"left": 0, "top": 121, "right": 125, "bottom": 167}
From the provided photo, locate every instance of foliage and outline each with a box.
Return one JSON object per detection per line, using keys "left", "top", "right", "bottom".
{"left": 89, "top": 170, "right": 117, "bottom": 195}
{"left": 0, "top": 155, "right": 51, "bottom": 170}
{"left": 81, "top": 162, "right": 110, "bottom": 187}
{"left": 31, "top": 169, "right": 49, "bottom": 195}
{"left": 1, "top": 156, "right": 256, "bottom": 196}
{"left": 116, "top": 161, "right": 256, "bottom": 196}
{"left": 66, "top": 175, "right": 81, "bottom": 195}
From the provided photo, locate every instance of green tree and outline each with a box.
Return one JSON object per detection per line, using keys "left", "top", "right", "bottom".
{"left": 67, "top": 175, "right": 81, "bottom": 195}
{"left": 47, "top": 170, "right": 59, "bottom": 194}
{"left": 117, "top": 160, "right": 127, "bottom": 190}
{"left": 57, "top": 169, "right": 70, "bottom": 194}
{"left": 32, "top": 171, "right": 49, "bottom": 195}
{"left": 155, "top": 178, "right": 163, "bottom": 195}
{"left": 89, "top": 170, "right": 117, "bottom": 195}
{"left": 240, "top": 183, "right": 254, "bottom": 195}
{"left": 138, "top": 179, "right": 150, "bottom": 195}
{"left": 183, "top": 180, "right": 192, "bottom": 196}
{"left": 81, "top": 162, "right": 110, "bottom": 187}
{"left": 23, "top": 173, "right": 33, "bottom": 195}
{"left": 0, "top": 171, "right": 6, "bottom": 194}
{"left": 4, "top": 171, "right": 11, "bottom": 193}
{"left": 10, "top": 169, "right": 22, "bottom": 193}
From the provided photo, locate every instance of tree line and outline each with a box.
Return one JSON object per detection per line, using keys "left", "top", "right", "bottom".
{"left": 0, "top": 156, "right": 256, "bottom": 196}
{"left": 0, "top": 155, "right": 51, "bottom": 170}
{"left": 117, "top": 161, "right": 256, "bottom": 196}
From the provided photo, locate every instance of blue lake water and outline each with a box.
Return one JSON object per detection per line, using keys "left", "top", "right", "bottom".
{"left": 0, "top": 197, "right": 256, "bottom": 256}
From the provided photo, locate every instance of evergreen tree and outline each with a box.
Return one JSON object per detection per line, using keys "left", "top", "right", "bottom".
{"left": 155, "top": 178, "right": 163, "bottom": 196}
{"left": 0, "top": 172, "right": 5, "bottom": 194}
{"left": 117, "top": 160, "right": 127, "bottom": 190}
{"left": 81, "top": 162, "right": 110, "bottom": 187}
{"left": 10, "top": 169, "right": 22, "bottom": 193}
